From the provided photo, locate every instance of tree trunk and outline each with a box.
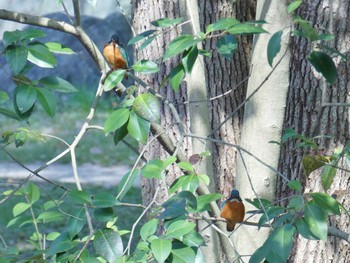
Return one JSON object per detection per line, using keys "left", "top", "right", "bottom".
{"left": 276, "top": 0, "right": 350, "bottom": 261}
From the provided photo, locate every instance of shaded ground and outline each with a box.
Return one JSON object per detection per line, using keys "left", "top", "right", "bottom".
{"left": 0, "top": 163, "right": 140, "bottom": 187}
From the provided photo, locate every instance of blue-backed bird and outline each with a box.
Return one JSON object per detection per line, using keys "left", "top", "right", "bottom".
{"left": 103, "top": 34, "right": 129, "bottom": 71}
{"left": 220, "top": 189, "right": 245, "bottom": 231}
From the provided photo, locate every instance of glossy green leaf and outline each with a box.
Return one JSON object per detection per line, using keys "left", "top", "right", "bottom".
{"left": 311, "top": 192, "right": 340, "bottom": 215}
{"left": 19, "top": 28, "right": 46, "bottom": 41}
{"left": 151, "top": 238, "right": 171, "bottom": 263}
{"left": 304, "top": 202, "right": 327, "bottom": 240}
{"left": 37, "top": 88, "right": 56, "bottom": 117}
{"left": 104, "top": 70, "right": 126, "bottom": 91}
{"left": 0, "top": 108, "right": 20, "bottom": 120}
{"left": 166, "top": 191, "right": 197, "bottom": 211}
{"left": 132, "top": 60, "right": 159, "bottom": 74}
{"left": 7, "top": 215, "right": 31, "bottom": 228}
{"left": 321, "top": 164, "right": 337, "bottom": 191}
{"left": 151, "top": 17, "right": 183, "bottom": 27}
{"left": 68, "top": 189, "right": 91, "bottom": 204}
{"left": 194, "top": 193, "right": 222, "bottom": 212}
{"left": 258, "top": 206, "right": 285, "bottom": 227}
{"left": 26, "top": 182, "right": 40, "bottom": 205}
{"left": 92, "top": 193, "right": 116, "bottom": 208}
{"left": 182, "top": 230, "right": 205, "bottom": 247}
{"left": 45, "top": 42, "right": 75, "bottom": 54}
{"left": 171, "top": 245, "right": 196, "bottom": 263}
{"left": 37, "top": 211, "right": 63, "bottom": 223}
{"left": 177, "top": 162, "right": 194, "bottom": 172}
{"left": 127, "top": 111, "right": 150, "bottom": 144}
{"left": 160, "top": 199, "right": 187, "bottom": 220}
{"left": 308, "top": 51, "right": 337, "bottom": 84}
{"left": 15, "top": 84, "right": 37, "bottom": 113}
{"left": 295, "top": 218, "right": 319, "bottom": 240}
{"left": 3, "top": 30, "right": 23, "bottom": 47}
{"left": 287, "top": 0, "right": 302, "bottom": 13}
{"left": 67, "top": 208, "right": 85, "bottom": 239}
{"left": 140, "top": 34, "right": 158, "bottom": 50}
{"left": 163, "top": 156, "right": 177, "bottom": 167}
{"left": 13, "top": 202, "right": 31, "bottom": 217}
{"left": 47, "top": 232, "right": 79, "bottom": 255}
{"left": 128, "top": 30, "right": 157, "bottom": 46}
{"left": 163, "top": 35, "right": 200, "bottom": 60}
{"left": 113, "top": 123, "right": 128, "bottom": 145}
{"left": 287, "top": 180, "right": 302, "bottom": 192}
{"left": 181, "top": 175, "right": 199, "bottom": 193}
{"left": 169, "top": 63, "right": 185, "bottom": 91}
{"left": 267, "top": 31, "right": 283, "bottom": 66}
{"left": 294, "top": 18, "right": 320, "bottom": 41}
{"left": 141, "top": 159, "right": 164, "bottom": 179}
{"left": 217, "top": 34, "right": 237, "bottom": 59}
{"left": 206, "top": 18, "right": 240, "bottom": 33}
{"left": 117, "top": 169, "right": 139, "bottom": 200}
{"left": 245, "top": 198, "right": 271, "bottom": 209}
{"left": 94, "top": 207, "right": 114, "bottom": 222}
{"left": 104, "top": 108, "right": 131, "bottom": 134}
{"left": 287, "top": 195, "right": 304, "bottom": 213}
{"left": 6, "top": 45, "right": 28, "bottom": 74}
{"left": 28, "top": 43, "right": 56, "bottom": 68}
{"left": 133, "top": 93, "right": 160, "bottom": 123}
{"left": 227, "top": 24, "right": 268, "bottom": 35}
{"left": 140, "top": 219, "right": 159, "bottom": 241}
{"left": 0, "top": 91, "right": 9, "bottom": 104}
{"left": 93, "top": 229, "right": 123, "bottom": 262}
{"left": 39, "top": 76, "right": 78, "bottom": 92}
{"left": 266, "top": 224, "right": 295, "bottom": 263}
{"left": 165, "top": 220, "right": 195, "bottom": 238}
{"left": 182, "top": 46, "right": 198, "bottom": 73}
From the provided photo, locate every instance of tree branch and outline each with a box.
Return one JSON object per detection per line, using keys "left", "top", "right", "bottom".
{"left": 72, "top": 0, "right": 81, "bottom": 26}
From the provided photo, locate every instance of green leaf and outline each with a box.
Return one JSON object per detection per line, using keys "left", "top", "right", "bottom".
{"left": 104, "top": 70, "right": 126, "bottom": 91}
{"left": 3, "top": 30, "right": 23, "bottom": 47}
{"left": 93, "top": 229, "right": 123, "bottom": 262}
{"left": 163, "top": 35, "right": 200, "bottom": 60}
{"left": 68, "top": 189, "right": 92, "bottom": 204}
{"left": 304, "top": 202, "right": 328, "bottom": 240}
{"left": 266, "top": 224, "right": 295, "bottom": 263}
{"left": 287, "top": 180, "right": 302, "bottom": 192}
{"left": 182, "top": 46, "right": 198, "bottom": 73}
{"left": 0, "top": 108, "right": 20, "bottom": 120}
{"left": 45, "top": 42, "right": 75, "bottom": 54}
{"left": 128, "top": 30, "right": 157, "bottom": 46}
{"left": 295, "top": 218, "right": 319, "bottom": 240}
{"left": 177, "top": 162, "right": 194, "bottom": 172}
{"left": 0, "top": 91, "right": 9, "bottom": 104}
{"left": 321, "top": 164, "right": 337, "bottom": 191}
{"left": 19, "top": 28, "right": 46, "bottom": 41}
{"left": 169, "top": 63, "right": 185, "bottom": 91}
{"left": 47, "top": 232, "right": 79, "bottom": 255}
{"left": 15, "top": 84, "right": 37, "bottom": 113}
{"left": 92, "top": 193, "right": 116, "bottom": 208}
{"left": 165, "top": 220, "right": 196, "bottom": 238}
{"left": 194, "top": 193, "right": 222, "bottom": 212}
{"left": 181, "top": 175, "right": 199, "bottom": 193}
{"left": 26, "top": 183, "right": 40, "bottom": 205}
{"left": 294, "top": 18, "right": 320, "bottom": 41}
{"left": 151, "top": 238, "right": 172, "bottom": 263}
{"left": 288, "top": 196, "right": 304, "bottom": 213}
{"left": 311, "top": 193, "right": 340, "bottom": 215}
{"left": 267, "top": 31, "right": 283, "bottom": 66}
{"left": 113, "top": 122, "right": 128, "bottom": 145}
{"left": 258, "top": 206, "right": 285, "bottom": 227}
{"left": 140, "top": 219, "right": 159, "bottom": 241}
{"left": 132, "top": 60, "right": 159, "bottom": 74}
{"left": 37, "top": 211, "right": 63, "bottom": 223}
{"left": 104, "top": 108, "right": 131, "bottom": 134}
{"left": 28, "top": 43, "right": 57, "bottom": 68}
{"left": 6, "top": 45, "right": 28, "bottom": 74}
{"left": 117, "top": 169, "right": 139, "bottom": 200}
{"left": 216, "top": 34, "right": 237, "bottom": 59}
{"left": 141, "top": 159, "right": 164, "bottom": 179}
{"left": 182, "top": 230, "right": 205, "bottom": 247}
{"left": 308, "top": 51, "right": 337, "bottom": 84}
{"left": 228, "top": 24, "right": 268, "bottom": 35}
{"left": 171, "top": 245, "right": 196, "bottom": 263}
{"left": 39, "top": 76, "right": 78, "bottom": 92}
{"left": 151, "top": 17, "right": 183, "bottom": 27}
{"left": 67, "top": 208, "right": 86, "bottom": 239}
{"left": 94, "top": 207, "right": 114, "bottom": 223}
{"left": 127, "top": 111, "right": 150, "bottom": 144}
{"left": 140, "top": 34, "right": 158, "bottom": 50}
{"left": 282, "top": 127, "right": 298, "bottom": 143}
{"left": 37, "top": 88, "right": 56, "bottom": 117}
{"left": 245, "top": 198, "right": 271, "bottom": 210}
{"left": 206, "top": 18, "right": 240, "bottom": 33}
{"left": 160, "top": 199, "right": 187, "bottom": 220}
{"left": 13, "top": 202, "right": 31, "bottom": 217}
{"left": 132, "top": 93, "right": 160, "bottom": 123}
{"left": 287, "top": 0, "right": 302, "bottom": 13}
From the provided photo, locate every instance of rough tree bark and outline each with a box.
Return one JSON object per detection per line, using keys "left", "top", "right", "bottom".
{"left": 275, "top": 0, "right": 350, "bottom": 262}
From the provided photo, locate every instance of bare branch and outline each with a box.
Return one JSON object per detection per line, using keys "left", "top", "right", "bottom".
{"left": 72, "top": 0, "right": 81, "bottom": 26}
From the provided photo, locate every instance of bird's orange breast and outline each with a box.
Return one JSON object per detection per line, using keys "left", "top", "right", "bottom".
{"left": 220, "top": 200, "right": 245, "bottom": 231}
{"left": 103, "top": 44, "right": 127, "bottom": 70}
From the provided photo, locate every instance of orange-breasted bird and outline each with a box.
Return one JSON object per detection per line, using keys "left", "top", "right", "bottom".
{"left": 220, "top": 189, "right": 245, "bottom": 231}
{"left": 103, "top": 34, "right": 129, "bottom": 71}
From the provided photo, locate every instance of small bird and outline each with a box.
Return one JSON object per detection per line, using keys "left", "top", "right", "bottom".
{"left": 220, "top": 189, "right": 245, "bottom": 231}
{"left": 103, "top": 34, "right": 129, "bottom": 71}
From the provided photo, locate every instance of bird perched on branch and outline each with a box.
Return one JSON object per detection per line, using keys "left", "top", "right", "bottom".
{"left": 103, "top": 34, "right": 129, "bottom": 71}
{"left": 220, "top": 189, "right": 245, "bottom": 231}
